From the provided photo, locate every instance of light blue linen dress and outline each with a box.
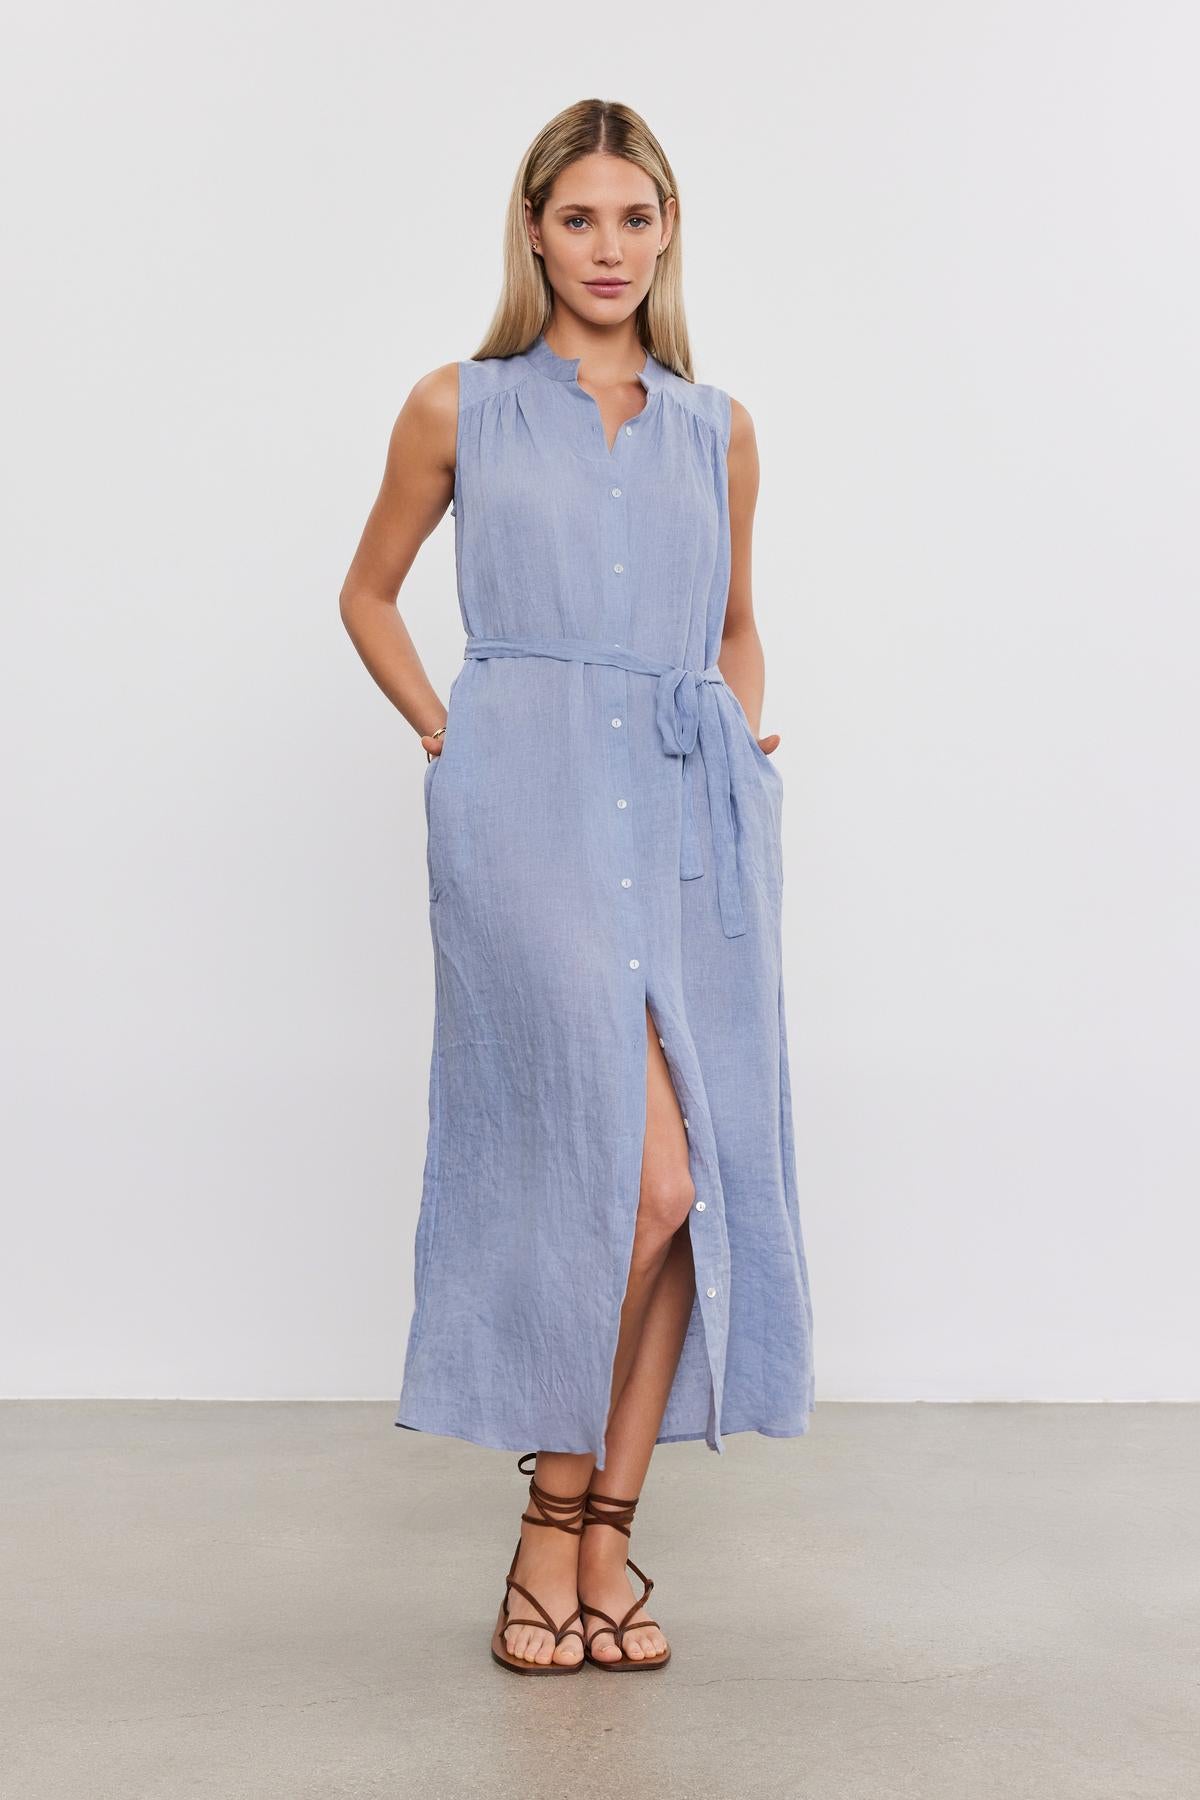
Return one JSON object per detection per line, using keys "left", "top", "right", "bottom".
{"left": 395, "top": 331, "right": 814, "bottom": 1468}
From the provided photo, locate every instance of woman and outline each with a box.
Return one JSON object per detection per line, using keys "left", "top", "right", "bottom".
{"left": 339, "top": 99, "right": 815, "bottom": 1676}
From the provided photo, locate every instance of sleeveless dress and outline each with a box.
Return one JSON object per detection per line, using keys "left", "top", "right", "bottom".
{"left": 395, "top": 331, "right": 814, "bottom": 1469}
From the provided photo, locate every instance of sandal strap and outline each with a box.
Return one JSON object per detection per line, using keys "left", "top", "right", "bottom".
{"left": 578, "top": 1483, "right": 655, "bottom": 1649}
{"left": 504, "top": 1617, "right": 586, "bottom": 1647}
{"left": 503, "top": 1580, "right": 584, "bottom": 1641}
{"left": 515, "top": 1450, "right": 588, "bottom": 1536}
{"left": 581, "top": 1485, "right": 641, "bottom": 1539}
{"left": 584, "top": 1619, "right": 661, "bottom": 1651}
{"left": 579, "top": 1553, "right": 657, "bottom": 1648}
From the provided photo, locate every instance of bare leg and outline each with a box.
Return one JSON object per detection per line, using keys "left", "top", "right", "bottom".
{"left": 603, "top": 1223, "right": 695, "bottom": 1492}
{"left": 578, "top": 1002, "right": 696, "bottom": 1662}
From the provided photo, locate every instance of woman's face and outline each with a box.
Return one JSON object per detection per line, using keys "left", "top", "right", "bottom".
{"left": 527, "top": 153, "right": 675, "bottom": 328}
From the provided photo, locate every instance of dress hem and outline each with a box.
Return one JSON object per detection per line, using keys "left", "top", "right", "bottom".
{"left": 392, "top": 1410, "right": 813, "bottom": 1458}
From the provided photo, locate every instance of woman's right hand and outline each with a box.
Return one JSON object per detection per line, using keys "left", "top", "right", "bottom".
{"left": 420, "top": 727, "right": 447, "bottom": 759}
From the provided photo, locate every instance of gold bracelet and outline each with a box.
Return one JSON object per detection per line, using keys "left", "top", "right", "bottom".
{"left": 425, "top": 725, "right": 446, "bottom": 763}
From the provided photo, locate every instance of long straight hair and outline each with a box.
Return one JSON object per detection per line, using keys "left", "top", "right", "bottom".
{"left": 474, "top": 99, "right": 694, "bottom": 383}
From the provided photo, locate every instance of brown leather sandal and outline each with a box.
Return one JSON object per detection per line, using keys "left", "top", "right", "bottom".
{"left": 490, "top": 1451, "right": 589, "bottom": 1675}
{"left": 577, "top": 1484, "right": 671, "bottom": 1671}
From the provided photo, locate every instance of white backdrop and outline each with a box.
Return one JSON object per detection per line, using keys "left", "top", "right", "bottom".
{"left": 3, "top": 2, "right": 1196, "bottom": 1408}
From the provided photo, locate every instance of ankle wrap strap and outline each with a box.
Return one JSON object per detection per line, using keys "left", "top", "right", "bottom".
{"left": 582, "top": 1486, "right": 641, "bottom": 1539}
{"left": 515, "top": 1450, "right": 588, "bottom": 1535}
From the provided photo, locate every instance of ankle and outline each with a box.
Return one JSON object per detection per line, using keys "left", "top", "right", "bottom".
{"left": 518, "top": 1519, "right": 580, "bottom": 1558}
{"left": 579, "top": 1526, "right": 630, "bottom": 1564}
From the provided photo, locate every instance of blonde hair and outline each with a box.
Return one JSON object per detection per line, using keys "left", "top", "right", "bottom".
{"left": 474, "top": 99, "right": 693, "bottom": 382}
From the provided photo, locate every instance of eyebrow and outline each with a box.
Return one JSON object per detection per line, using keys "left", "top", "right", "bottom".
{"left": 551, "top": 201, "right": 659, "bottom": 214}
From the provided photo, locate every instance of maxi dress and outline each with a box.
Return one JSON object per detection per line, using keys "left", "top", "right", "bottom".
{"left": 395, "top": 331, "right": 814, "bottom": 1469}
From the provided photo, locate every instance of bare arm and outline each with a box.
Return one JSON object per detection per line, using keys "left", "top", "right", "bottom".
{"left": 338, "top": 362, "right": 459, "bottom": 756}
{"left": 718, "top": 396, "right": 780, "bottom": 759}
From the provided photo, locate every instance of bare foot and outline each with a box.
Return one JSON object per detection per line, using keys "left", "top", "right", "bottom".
{"left": 578, "top": 1533, "right": 668, "bottom": 1662}
{"left": 501, "top": 1520, "right": 584, "bottom": 1667}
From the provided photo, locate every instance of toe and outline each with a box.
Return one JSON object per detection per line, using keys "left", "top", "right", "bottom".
{"left": 553, "top": 1635, "right": 582, "bottom": 1665}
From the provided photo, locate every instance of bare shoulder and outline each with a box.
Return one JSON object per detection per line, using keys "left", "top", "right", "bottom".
{"left": 726, "top": 395, "right": 760, "bottom": 508}
{"left": 388, "top": 360, "right": 459, "bottom": 475}
{"left": 400, "top": 360, "right": 459, "bottom": 431}
{"left": 727, "top": 394, "right": 757, "bottom": 450}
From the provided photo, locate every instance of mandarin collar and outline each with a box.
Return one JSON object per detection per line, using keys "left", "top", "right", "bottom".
{"left": 525, "top": 331, "right": 668, "bottom": 392}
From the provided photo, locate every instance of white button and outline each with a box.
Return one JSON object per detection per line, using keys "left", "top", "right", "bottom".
{"left": 657, "top": 1036, "right": 664, "bottom": 1046}
{"left": 629, "top": 959, "right": 640, "bottom": 969}
{"left": 621, "top": 877, "right": 632, "bottom": 887}
{"left": 613, "top": 641, "right": 621, "bottom": 646}
{"left": 611, "top": 487, "right": 622, "bottom": 497}
{"left": 616, "top": 797, "right": 627, "bottom": 809}
{"left": 611, "top": 717, "right": 622, "bottom": 727}
{"left": 625, "top": 425, "right": 633, "bottom": 436}
{"left": 695, "top": 1200, "right": 706, "bottom": 1211}
{"left": 612, "top": 563, "right": 624, "bottom": 574}
{"left": 706, "top": 1286, "right": 717, "bottom": 1298}
{"left": 682, "top": 1117, "right": 689, "bottom": 1129}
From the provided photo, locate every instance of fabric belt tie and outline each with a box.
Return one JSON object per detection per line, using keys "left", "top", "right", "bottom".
{"left": 462, "top": 634, "right": 748, "bottom": 939}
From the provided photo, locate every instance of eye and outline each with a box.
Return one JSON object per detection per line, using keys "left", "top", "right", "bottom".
{"left": 563, "top": 214, "right": 655, "bottom": 230}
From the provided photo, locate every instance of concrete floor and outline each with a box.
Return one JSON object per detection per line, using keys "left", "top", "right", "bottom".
{"left": 1, "top": 1401, "right": 1196, "bottom": 1799}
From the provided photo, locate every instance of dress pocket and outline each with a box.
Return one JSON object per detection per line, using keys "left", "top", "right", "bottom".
{"left": 727, "top": 688, "right": 784, "bottom": 782}
{"left": 748, "top": 727, "right": 783, "bottom": 780}
{"left": 421, "top": 674, "right": 469, "bottom": 905}
{"left": 424, "top": 751, "right": 446, "bottom": 902}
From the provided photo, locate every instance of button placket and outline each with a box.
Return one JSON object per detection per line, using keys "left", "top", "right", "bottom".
{"left": 652, "top": 1020, "right": 714, "bottom": 1312}
{"left": 605, "top": 661, "right": 641, "bottom": 976}
{"left": 618, "top": 755, "right": 638, "bottom": 969}
{"left": 601, "top": 454, "right": 639, "bottom": 981}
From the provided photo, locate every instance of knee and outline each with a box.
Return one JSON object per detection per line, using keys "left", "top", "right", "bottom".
{"left": 631, "top": 1170, "right": 697, "bottom": 1262}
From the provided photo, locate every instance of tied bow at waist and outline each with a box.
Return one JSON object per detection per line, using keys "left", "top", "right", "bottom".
{"left": 462, "top": 634, "right": 749, "bottom": 938}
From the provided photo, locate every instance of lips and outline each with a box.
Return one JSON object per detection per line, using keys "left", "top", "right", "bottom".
{"left": 585, "top": 280, "right": 628, "bottom": 291}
